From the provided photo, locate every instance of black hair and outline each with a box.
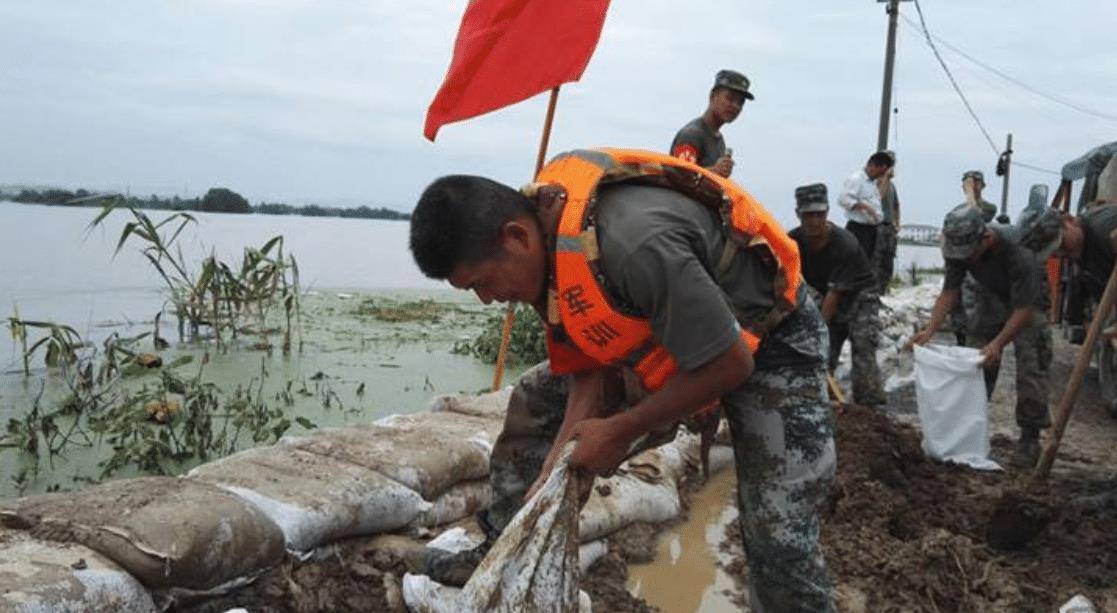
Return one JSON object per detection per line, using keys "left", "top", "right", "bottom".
{"left": 409, "top": 175, "right": 535, "bottom": 279}
{"left": 867, "top": 151, "right": 895, "bottom": 168}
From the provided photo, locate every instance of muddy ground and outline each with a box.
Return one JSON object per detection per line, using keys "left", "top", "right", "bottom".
{"left": 181, "top": 337, "right": 1117, "bottom": 612}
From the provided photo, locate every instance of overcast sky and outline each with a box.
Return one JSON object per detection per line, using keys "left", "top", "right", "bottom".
{"left": 1, "top": 1, "right": 1115, "bottom": 227}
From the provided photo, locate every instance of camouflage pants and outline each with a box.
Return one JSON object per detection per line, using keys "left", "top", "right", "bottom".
{"left": 827, "top": 292, "right": 886, "bottom": 405}
{"left": 874, "top": 223, "right": 897, "bottom": 294}
{"left": 483, "top": 310, "right": 837, "bottom": 612}
{"left": 965, "top": 308, "right": 1052, "bottom": 430}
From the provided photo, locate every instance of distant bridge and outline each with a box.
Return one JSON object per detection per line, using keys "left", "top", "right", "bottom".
{"left": 897, "top": 224, "right": 940, "bottom": 247}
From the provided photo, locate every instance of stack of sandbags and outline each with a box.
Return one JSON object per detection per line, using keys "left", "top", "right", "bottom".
{"left": 0, "top": 477, "right": 285, "bottom": 593}
{"left": 190, "top": 389, "right": 511, "bottom": 554}
{"left": 833, "top": 283, "right": 938, "bottom": 392}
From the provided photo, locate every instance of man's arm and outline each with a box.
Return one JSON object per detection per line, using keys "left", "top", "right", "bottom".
{"left": 524, "top": 368, "right": 608, "bottom": 500}
{"left": 838, "top": 175, "right": 880, "bottom": 222}
{"left": 568, "top": 339, "right": 754, "bottom": 475}
{"left": 820, "top": 290, "right": 843, "bottom": 324}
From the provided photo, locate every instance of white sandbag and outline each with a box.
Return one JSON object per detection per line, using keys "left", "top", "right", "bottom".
{"left": 0, "top": 529, "right": 157, "bottom": 612}
{"left": 286, "top": 411, "right": 500, "bottom": 500}
{"left": 410, "top": 479, "right": 492, "bottom": 528}
{"left": 578, "top": 539, "right": 608, "bottom": 574}
{"left": 0, "top": 477, "right": 286, "bottom": 590}
{"left": 189, "top": 446, "right": 432, "bottom": 551}
{"left": 428, "top": 388, "right": 511, "bottom": 421}
{"left": 578, "top": 446, "right": 686, "bottom": 542}
{"left": 1060, "top": 594, "right": 1098, "bottom": 613}
{"left": 403, "top": 447, "right": 584, "bottom": 612}
{"left": 402, "top": 575, "right": 592, "bottom": 613}
{"left": 913, "top": 344, "right": 1001, "bottom": 470}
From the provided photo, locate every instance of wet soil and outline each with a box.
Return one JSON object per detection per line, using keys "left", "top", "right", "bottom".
{"left": 715, "top": 401, "right": 1117, "bottom": 612}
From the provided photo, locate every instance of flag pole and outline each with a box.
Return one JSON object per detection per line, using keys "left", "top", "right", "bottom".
{"left": 492, "top": 86, "right": 561, "bottom": 391}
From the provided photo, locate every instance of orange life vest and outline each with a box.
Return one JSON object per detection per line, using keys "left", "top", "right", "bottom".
{"left": 537, "top": 148, "right": 802, "bottom": 392}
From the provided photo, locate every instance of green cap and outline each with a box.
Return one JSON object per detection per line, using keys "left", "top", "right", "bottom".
{"left": 941, "top": 204, "right": 987, "bottom": 260}
{"left": 962, "top": 170, "right": 985, "bottom": 184}
{"left": 794, "top": 183, "right": 829, "bottom": 213}
{"left": 715, "top": 70, "right": 754, "bottom": 100}
{"left": 1018, "top": 207, "right": 1063, "bottom": 259}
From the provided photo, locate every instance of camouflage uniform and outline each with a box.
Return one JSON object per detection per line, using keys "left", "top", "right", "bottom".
{"left": 828, "top": 291, "right": 887, "bottom": 406}
{"left": 949, "top": 177, "right": 999, "bottom": 344}
{"left": 483, "top": 301, "right": 837, "bottom": 613}
{"left": 941, "top": 206, "right": 1052, "bottom": 432}
{"left": 964, "top": 303, "right": 1052, "bottom": 429}
{"left": 790, "top": 183, "right": 885, "bottom": 407}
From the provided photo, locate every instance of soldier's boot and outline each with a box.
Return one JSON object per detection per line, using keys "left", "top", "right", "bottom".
{"left": 1012, "top": 427, "right": 1041, "bottom": 469}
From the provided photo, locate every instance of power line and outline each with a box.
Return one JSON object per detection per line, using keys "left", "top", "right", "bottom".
{"left": 906, "top": 1, "right": 1062, "bottom": 178}
{"left": 898, "top": 12, "right": 1117, "bottom": 125}
{"left": 909, "top": 0, "right": 999, "bottom": 155}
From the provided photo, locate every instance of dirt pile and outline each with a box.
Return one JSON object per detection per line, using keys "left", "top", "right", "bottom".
{"left": 816, "top": 404, "right": 1115, "bottom": 612}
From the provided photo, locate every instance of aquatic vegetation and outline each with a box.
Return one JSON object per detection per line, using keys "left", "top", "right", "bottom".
{"left": 6, "top": 312, "right": 84, "bottom": 376}
{"left": 453, "top": 304, "right": 546, "bottom": 366}
{"left": 352, "top": 297, "right": 459, "bottom": 323}
{"left": 90, "top": 197, "right": 303, "bottom": 353}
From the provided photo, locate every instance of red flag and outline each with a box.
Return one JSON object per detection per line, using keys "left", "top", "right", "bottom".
{"left": 423, "top": 0, "right": 609, "bottom": 141}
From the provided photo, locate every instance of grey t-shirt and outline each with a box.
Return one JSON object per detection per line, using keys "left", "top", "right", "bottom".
{"left": 670, "top": 117, "right": 725, "bottom": 169}
{"left": 591, "top": 183, "right": 820, "bottom": 371}
{"left": 943, "top": 225, "right": 1047, "bottom": 310}
{"left": 789, "top": 223, "right": 875, "bottom": 321}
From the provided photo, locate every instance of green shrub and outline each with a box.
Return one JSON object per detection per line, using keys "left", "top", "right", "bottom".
{"left": 454, "top": 304, "right": 546, "bottom": 365}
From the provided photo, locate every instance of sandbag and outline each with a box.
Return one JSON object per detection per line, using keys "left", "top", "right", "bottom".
{"left": 402, "top": 447, "right": 585, "bottom": 612}
{"left": 189, "top": 446, "right": 432, "bottom": 552}
{"left": 428, "top": 388, "right": 511, "bottom": 421}
{"left": 0, "top": 529, "right": 157, "bottom": 612}
{"left": 578, "top": 446, "right": 686, "bottom": 542}
{"left": 410, "top": 479, "right": 492, "bottom": 528}
{"left": 0, "top": 477, "right": 285, "bottom": 590}
{"left": 286, "top": 411, "right": 500, "bottom": 500}
{"left": 913, "top": 344, "right": 1001, "bottom": 470}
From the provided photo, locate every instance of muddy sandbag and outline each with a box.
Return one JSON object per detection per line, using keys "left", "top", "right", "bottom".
{"left": 402, "top": 447, "right": 586, "bottom": 612}
{"left": 189, "top": 446, "right": 432, "bottom": 552}
{"left": 0, "top": 529, "right": 157, "bottom": 612}
{"left": 411, "top": 479, "right": 492, "bottom": 528}
{"left": 0, "top": 477, "right": 285, "bottom": 590}
{"left": 287, "top": 412, "right": 500, "bottom": 500}
{"left": 579, "top": 446, "right": 686, "bottom": 542}
{"left": 428, "top": 388, "right": 511, "bottom": 421}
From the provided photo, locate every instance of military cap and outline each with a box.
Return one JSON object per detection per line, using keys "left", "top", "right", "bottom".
{"left": 794, "top": 183, "right": 829, "bottom": 213}
{"left": 941, "top": 204, "right": 987, "bottom": 260}
{"left": 714, "top": 70, "right": 755, "bottom": 100}
{"left": 962, "top": 170, "right": 985, "bottom": 184}
{"left": 1018, "top": 207, "right": 1064, "bottom": 259}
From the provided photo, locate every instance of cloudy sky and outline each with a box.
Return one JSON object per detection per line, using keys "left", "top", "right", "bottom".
{"left": 1, "top": 0, "right": 1115, "bottom": 227}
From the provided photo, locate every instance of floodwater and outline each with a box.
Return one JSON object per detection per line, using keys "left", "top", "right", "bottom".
{"left": 627, "top": 468, "right": 742, "bottom": 612}
{"left": 0, "top": 203, "right": 525, "bottom": 497}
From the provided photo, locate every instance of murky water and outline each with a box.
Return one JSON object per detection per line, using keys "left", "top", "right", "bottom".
{"left": 627, "top": 468, "right": 742, "bottom": 612}
{"left": 0, "top": 203, "right": 527, "bottom": 498}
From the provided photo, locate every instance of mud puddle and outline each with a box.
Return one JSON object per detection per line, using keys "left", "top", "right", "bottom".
{"left": 627, "top": 467, "right": 741, "bottom": 612}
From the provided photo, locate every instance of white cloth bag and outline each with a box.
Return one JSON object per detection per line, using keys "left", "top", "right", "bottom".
{"left": 913, "top": 344, "right": 1001, "bottom": 470}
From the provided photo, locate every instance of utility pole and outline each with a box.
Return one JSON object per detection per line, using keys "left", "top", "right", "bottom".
{"left": 875, "top": 0, "right": 910, "bottom": 152}
{"left": 998, "top": 133, "right": 1013, "bottom": 222}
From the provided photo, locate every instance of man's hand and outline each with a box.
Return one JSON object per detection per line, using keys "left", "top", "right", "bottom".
{"left": 567, "top": 417, "right": 635, "bottom": 476}
{"left": 711, "top": 156, "right": 734, "bottom": 178}
{"left": 905, "top": 328, "right": 935, "bottom": 351}
{"left": 980, "top": 341, "right": 1004, "bottom": 366}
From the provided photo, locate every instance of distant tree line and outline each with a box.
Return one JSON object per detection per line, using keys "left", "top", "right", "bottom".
{"left": 1, "top": 186, "right": 410, "bottom": 220}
